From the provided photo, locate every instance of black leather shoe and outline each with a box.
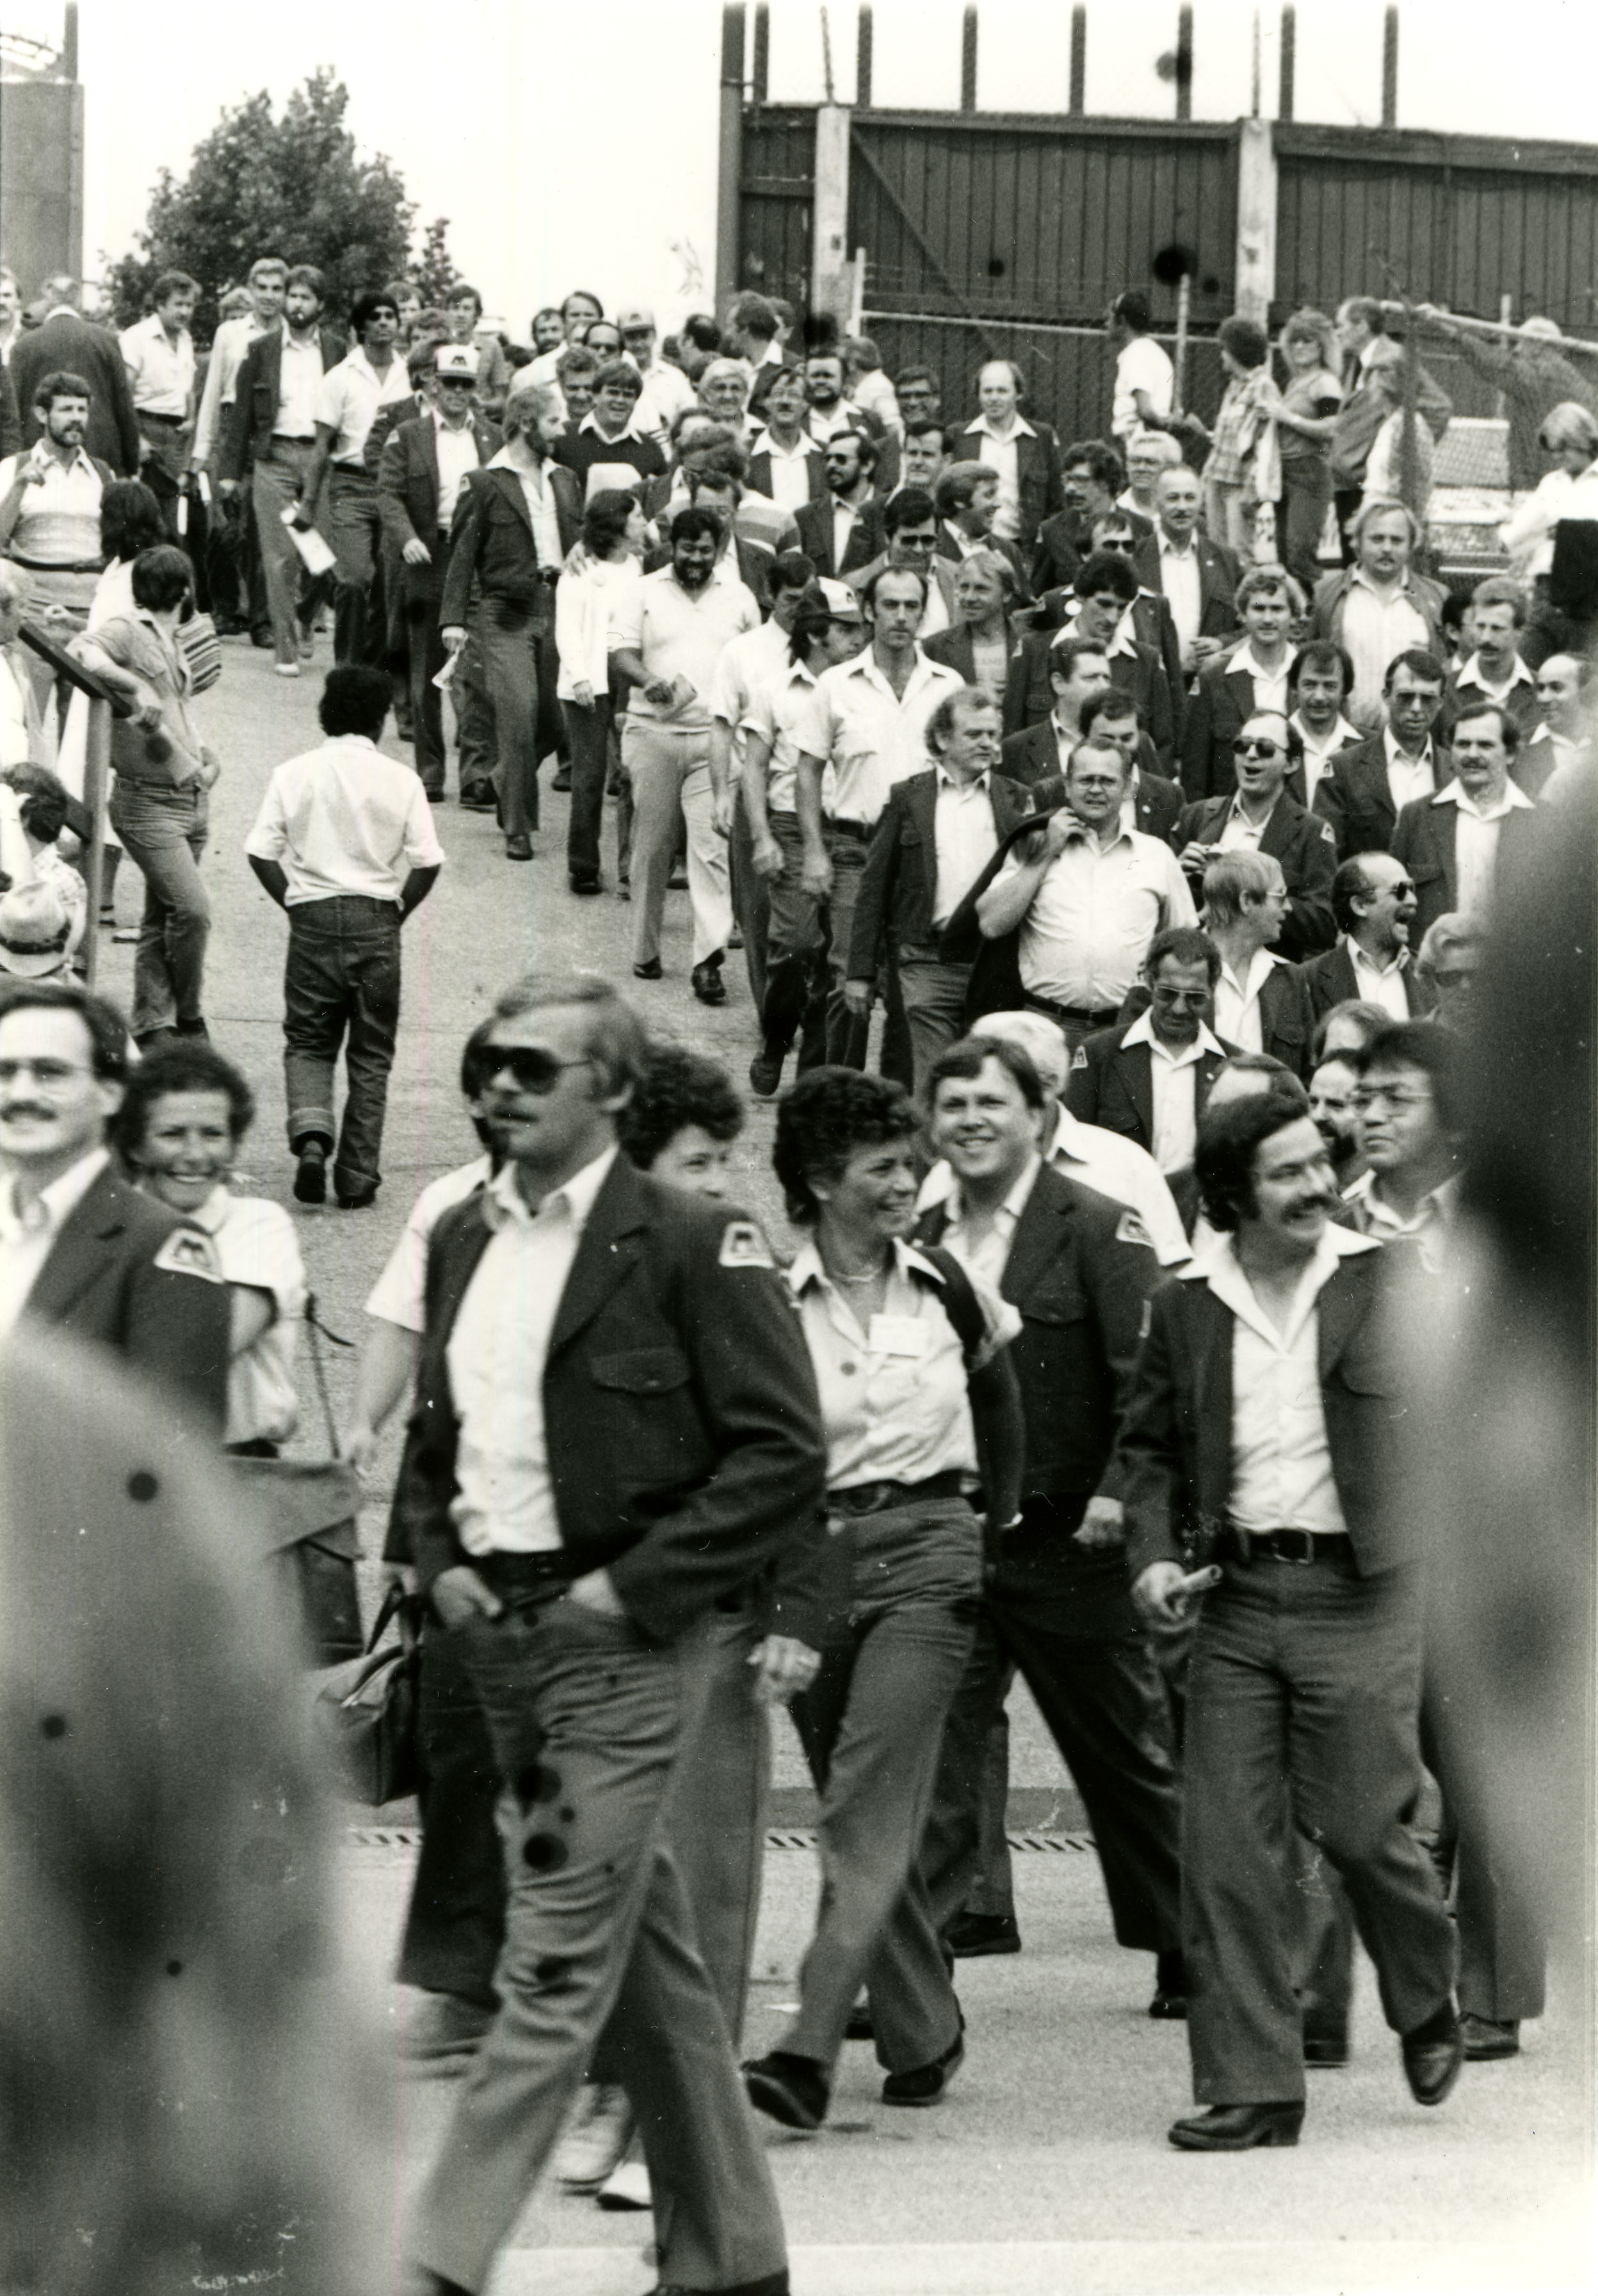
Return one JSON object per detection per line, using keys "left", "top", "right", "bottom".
{"left": 743, "top": 2050, "right": 828, "bottom": 2131}
{"left": 569, "top": 873, "right": 602, "bottom": 895}
{"left": 336, "top": 1185, "right": 378, "bottom": 1210}
{"left": 844, "top": 2002, "right": 875, "bottom": 2042}
{"left": 882, "top": 2028, "right": 964, "bottom": 2108}
{"left": 504, "top": 833, "right": 533, "bottom": 861}
{"left": 749, "top": 1045, "right": 786, "bottom": 1098}
{"left": 458, "top": 785, "right": 498, "bottom": 812}
{"left": 946, "top": 1911, "right": 1021, "bottom": 1959}
{"left": 1402, "top": 2005, "right": 1464, "bottom": 2104}
{"left": 293, "top": 1139, "right": 328, "bottom": 1205}
{"left": 691, "top": 956, "right": 727, "bottom": 1005}
{"left": 1461, "top": 2013, "right": 1520, "bottom": 2061}
{"left": 1303, "top": 2032, "right": 1350, "bottom": 2067}
{"left": 551, "top": 767, "right": 573, "bottom": 791}
{"left": 652, "top": 2274, "right": 789, "bottom": 2296}
{"left": 633, "top": 958, "right": 663, "bottom": 981}
{"left": 1168, "top": 2101, "right": 1304, "bottom": 2151}
{"left": 1149, "top": 1945, "right": 1186, "bottom": 2018}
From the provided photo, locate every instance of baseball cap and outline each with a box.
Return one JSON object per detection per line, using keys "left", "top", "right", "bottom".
{"left": 818, "top": 577, "right": 864, "bottom": 623}
{"left": 1520, "top": 317, "right": 1562, "bottom": 342}
{"left": 617, "top": 307, "right": 656, "bottom": 332}
{"left": 435, "top": 345, "right": 481, "bottom": 382}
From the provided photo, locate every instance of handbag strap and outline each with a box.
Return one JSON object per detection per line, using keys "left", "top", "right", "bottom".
{"left": 364, "top": 1577, "right": 421, "bottom": 1657}
{"left": 303, "top": 1291, "right": 355, "bottom": 1459}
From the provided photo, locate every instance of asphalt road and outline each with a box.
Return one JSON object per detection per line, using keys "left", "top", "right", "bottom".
{"left": 120, "top": 636, "right": 1592, "bottom": 2295}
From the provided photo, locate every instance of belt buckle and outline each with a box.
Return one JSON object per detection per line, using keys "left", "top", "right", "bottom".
{"left": 1277, "top": 1530, "right": 1315, "bottom": 1566}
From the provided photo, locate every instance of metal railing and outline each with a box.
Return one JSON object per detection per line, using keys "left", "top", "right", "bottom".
{"left": 15, "top": 622, "right": 125, "bottom": 989}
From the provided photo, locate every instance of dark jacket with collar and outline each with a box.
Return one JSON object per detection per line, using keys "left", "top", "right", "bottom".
{"left": 1132, "top": 529, "right": 1241, "bottom": 640}
{"left": 847, "top": 767, "right": 1037, "bottom": 979}
{"left": 920, "top": 620, "right": 1019, "bottom": 689}
{"left": 378, "top": 412, "right": 502, "bottom": 607}
{"left": 1311, "top": 731, "right": 1441, "bottom": 860}
{"left": 1389, "top": 786, "right": 1542, "bottom": 943}
{"left": 793, "top": 492, "right": 887, "bottom": 580}
{"left": 1175, "top": 790, "right": 1337, "bottom": 960}
{"left": 1309, "top": 565, "right": 1448, "bottom": 660}
{"left": 962, "top": 419, "right": 1065, "bottom": 552}
{"left": 747, "top": 440, "right": 828, "bottom": 504}
{"left": 1179, "top": 655, "right": 1307, "bottom": 804}
{"left": 12, "top": 310, "right": 143, "bottom": 476}
{"left": 1005, "top": 628, "right": 1177, "bottom": 765}
{"left": 1063, "top": 1020, "right": 1236, "bottom": 1157}
{"left": 218, "top": 325, "right": 348, "bottom": 482}
{"left": 390, "top": 1156, "right": 829, "bottom": 1646}
{"left": 440, "top": 458, "right": 583, "bottom": 625}
{"left": 1119, "top": 1239, "right": 1410, "bottom": 1578}
{"left": 1030, "top": 504, "right": 1156, "bottom": 597}
{"left": 22, "top": 1160, "right": 230, "bottom": 1431}
{"left": 935, "top": 527, "right": 1033, "bottom": 602}
{"left": 1301, "top": 939, "right": 1437, "bottom": 1021}
{"left": 1441, "top": 659, "right": 1542, "bottom": 744}
{"left": 1004, "top": 751, "right": 1181, "bottom": 846}
{"left": 1512, "top": 729, "right": 1572, "bottom": 799}
{"left": 1117, "top": 959, "right": 1314, "bottom": 1079}
{"left": 1034, "top": 582, "right": 1184, "bottom": 741}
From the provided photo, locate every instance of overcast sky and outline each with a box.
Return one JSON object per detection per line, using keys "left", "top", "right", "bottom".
{"left": 23, "top": 0, "right": 1598, "bottom": 328}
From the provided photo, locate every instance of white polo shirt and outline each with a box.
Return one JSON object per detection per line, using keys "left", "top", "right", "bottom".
{"left": 993, "top": 821, "right": 1197, "bottom": 1011}
{"left": 314, "top": 346, "right": 412, "bottom": 466}
{"left": 742, "top": 657, "right": 828, "bottom": 815}
{"left": 609, "top": 559, "right": 761, "bottom": 733}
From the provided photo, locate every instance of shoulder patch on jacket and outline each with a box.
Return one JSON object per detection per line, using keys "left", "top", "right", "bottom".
{"left": 151, "top": 1226, "right": 224, "bottom": 1281}
{"left": 1071, "top": 1044, "right": 1089, "bottom": 1070}
{"left": 718, "top": 1219, "right": 775, "bottom": 1270}
{"left": 1115, "top": 1208, "right": 1154, "bottom": 1251}
{"left": 1318, "top": 817, "right": 1335, "bottom": 842}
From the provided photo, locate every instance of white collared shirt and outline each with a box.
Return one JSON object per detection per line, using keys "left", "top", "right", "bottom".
{"left": 995, "top": 823, "right": 1197, "bottom": 1013}
{"left": 1341, "top": 572, "right": 1430, "bottom": 726}
{"left": 1227, "top": 641, "right": 1291, "bottom": 719}
{"left": 832, "top": 497, "right": 862, "bottom": 572}
{"left": 608, "top": 559, "right": 761, "bottom": 732}
{"left": 748, "top": 426, "right": 816, "bottom": 512}
{"left": 487, "top": 444, "right": 565, "bottom": 569}
{"left": 1383, "top": 728, "right": 1439, "bottom": 817}
{"left": 709, "top": 616, "right": 795, "bottom": 769}
{"left": 0, "top": 445, "right": 104, "bottom": 572}
{"left": 1156, "top": 529, "right": 1204, "bottom": 663}
{"left": 0, "top": 1146, "right": 109, "bottom": 1336}
{"left": 187, "top": 1185, "right": 306, "bottom": 1445}
{"left": 634, "top": 357, "right": 697, "bottom": 444}
{"left": 942, "top": 520, "right": 985, "bottom": 561}
{"left": 119, "top": 313, "right": 195, "bottom": 417}
{"left": 1186, "top": 1224, "right": 1379, "bottom": 1533}
{"left": 786, "top": 1234, "right": 1017, "bottom": 1487}
{"left": 273, "top": 330, "right": 327, "bottom": 438}
{"left": 1455, "top": 652, "right": 1534, "bottom": 707}
{"left": 917, "top": 1107, "right": 1189, "bottom": 1267}
{"left": 1433, "top": 776, "right": 1537, "bottom": 915}
{"left": 314, "top": 345, "right": 412, "bottom": 465}
{"left": 742, "top": 657, "right": 827, "bottom": 815}
{"left": 963, "top": 412, "right": 1037, "bottom": 541}
{"left": 797, "top": 648, "right": 966, "bottom": 826}
{"left": 448, "top": 1150, "right": 619, "bottom": 1553}
{"left": 245, "top": 734, "right": 445, "bottom": 904}
{"left": 433, "top": 411, "right": 481, "bottom": 531}
{"left": 1216, "top": 793, "right": 1282, "bottom": 853}
{"left": 1119, "top": 1008, "right": 1225, "bottom": 1175}
{"left": 1213, "top": 947, "right": 1281, "bottom": 1053}
{"left": 932, "top": 767, "right": 1001, "bottom": 927}
{"left": 1345, "top": 935, "right": 1411, "bottom": 1022}
{"left": 365, "top": 1157, "right": 494, "bottom": 1333}
{"left": 940, "top": 1152, "right": 1043, "bottom": 1288}
{"left": 1293, "top": 710, "right": 1359, "bottom": 807}
{"left": 1340, "top": 1166, "right": 1460, "bottom": 1248}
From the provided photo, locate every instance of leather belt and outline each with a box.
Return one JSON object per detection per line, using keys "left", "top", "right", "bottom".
{"left": 10, "top": 555, "right": 101, "bottom": 574}
{"left": 473, "top": 1550, "right": 574, "bottom": 1609}
{"left": 270, "top": 433, "right": 316, "bottom": 446}
{"left": 138, "top": 410, "right": 185, "bottom": 426}
{"left": 1023, "top": 993, "right": 1118, "bottom": 1029}
{"left": 824, "top": 816, "right": 876, "bottom": 842}
{"left": 828, "top": 1470, "right": 967, "bottom": 1516}
{"left": 1222, "top": 1527, "right": 1353, "bottom": 1566}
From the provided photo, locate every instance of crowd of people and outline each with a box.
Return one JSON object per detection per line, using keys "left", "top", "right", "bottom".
{"left": 0, "top": 257, "right": 1592, "bottom": 2296}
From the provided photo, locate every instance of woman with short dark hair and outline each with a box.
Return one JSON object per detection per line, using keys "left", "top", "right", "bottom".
{"left": 555, "top": 487, "right": 647, "bottom": 895}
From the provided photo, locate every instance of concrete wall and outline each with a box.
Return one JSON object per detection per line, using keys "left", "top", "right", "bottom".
{"left": 0, "top": 79, "right": 85, "bottom": 296}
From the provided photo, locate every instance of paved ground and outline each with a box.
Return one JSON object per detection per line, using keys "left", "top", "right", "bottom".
{"left": 133, "top": 638, "right": 1592, "bottom": 2295}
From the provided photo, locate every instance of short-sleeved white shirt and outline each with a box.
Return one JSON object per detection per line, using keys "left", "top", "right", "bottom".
{"left": 314, "top": 346, "right": 413, "bottom": 466}
{"left": 188, "top": 1186, "right": 307, "bottom": 1446}
{"left": 709, "top": 618, "right": 793, "bottom": 767}
{"left": 795, "top": 648, "right": 965, "bottom": 826}
{"left": 364, "top": 1157, "right": 492, "bottom": 1332}
{"left": 1113, "top": 336, "right": 1175, "bottom": 440}
{"left": 608, "top": 560, "right": 759, "bottom": 732}
{"left": 245, "top": 735, "right": 444, "bottom": 904}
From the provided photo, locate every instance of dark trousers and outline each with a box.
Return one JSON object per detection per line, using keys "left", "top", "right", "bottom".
{"left": 411, "top": 1600, "right": 787, "bottom": 2296}
{"left": 560, "top": 693, "right": 613, "bottom": 884}
{"left": 477, "top": 597, "right": 558, "bottom": 838}
{"left": 823, "top": 830, "right": 912, "bottom": 1083}
{"left": 1182, "top": 1551, "right": 1456, "bottom": 2107}
{"left": 282, "top": 894, "right": 401, "bottom": 1195}
{"left": 728, "top": 789, "right": 768, "bottom": 1011}
{"left": 327, "top": 466, "right": 385, "bottom": 664}
{"left": 399, "top": 1618, "right": 507, "bottom": 2009}
{"left": 760, "top": 812, "right": 829, "bottom": 1067}
{"left": 108, "top": 779, "right": 211, "bottom": 1038}
{"left": 1276, "top": 458, "right": 1334, "bottom": 598}
{"left": 1334, "top": 485, "right": 1364, "bottom": 566}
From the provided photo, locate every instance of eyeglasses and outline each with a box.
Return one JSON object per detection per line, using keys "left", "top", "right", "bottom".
{"left": 482, "top": 1050, "right": 595, "bottom": 1095}
{"left": 1233, "top": 738, "right": 1284, "bottom": 759}
{"left": 1094, "top": 536, "right": 1136, "bottom": 552}
{"left": 0, "top": 1057, "right": 90, "bottom": 1087}
{"left": 1150, "top": 988, "right": 1211, "bottom": 1010}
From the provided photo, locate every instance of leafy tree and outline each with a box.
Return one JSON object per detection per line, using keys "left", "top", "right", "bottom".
{"left": 414, "top": 218, "right": 462, "bottom": 312}
{"left": 107, "top": 70, "right": 416, "bottom": 340}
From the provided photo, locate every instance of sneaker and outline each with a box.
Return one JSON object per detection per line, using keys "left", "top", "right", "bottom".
{"left": 274, "top": 661, "right": 301, "bottom": 678}
{"left": 399, "top": 1989, "right": 494, "bottom": 2065}
{"left": 595, "top": 2157, "right": 651, "bottom": 2211}
{"left": 554, "top": 2083, "right": 634, "bottom": 2191}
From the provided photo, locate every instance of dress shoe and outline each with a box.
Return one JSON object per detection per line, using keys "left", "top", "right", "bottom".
{"left": 1401, "top": 2003, "right": 1464, "bottom": 2105}
{"left": 551, "top": 766, "right": 573, "bottom": 791}
{"left": 569, "top": 872, "right": 602, "bottom": 895}
{"left": 399, "top": 1989, "right": 494, "bottom": 2065}
{"left": 1168, "top": 2101, "right": 1305, "bottom": 2151}
{"left": 691, "top": 956, "right": 727, "bottom": 1005}
{"left": 554, "top": 2082, "right": 633, "bottom": 2190}
{"left": 748, "top": 1045, "right": 786, "bottom": 1098}
{"left": 1149, "top": 1945, "right": 1186, "bottom": 2018}
{"left": 293, "top": 1138, "right": 328, "bottom": 1205}
{"left": 743, "top": 2050, "right": 829, "bottom": 2131}
{"left": 1303, "top": 2032, "right": 1350, "bottom": 2067}
{"left": 633, "top": 957, "right": 663, "bottom": 981}
{"left": 946, "top": 1911, "right": 1021, "bottom": 1959}
{"left": 421, "top": 783, "right": 446, "bottom": 802}
{"left": 175, "top": 1016, "right": 211, "bottom": 1039}
{"left": 458, "top": 785, "right": 498, "bottom": 812}
{"left": 1461, "top": 2014, "right": 1520, "bottom": 2061}
{"left": 504, "top": 833, "right": 533, "bottom": 861}
{"left": 728, "top": 924, "right": 744, "bottom": 950}
{"left": 650, "top": 2276, "right": 789, "bottom": 2296}
{"left": 596, "top": 2156, "right": 651, "bottom": 2210}
{"left": 337, "top": 1185, "right": 379, "bottom": 1210}
{"left": 844, "top": 2002, "right": 875, "bottom": 2042}
{"left": 882, "top": 2028, "right": 964, "bottom": 2108}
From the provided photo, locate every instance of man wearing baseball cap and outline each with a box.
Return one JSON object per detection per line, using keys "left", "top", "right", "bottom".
{"left": 617, "top": 305, "right": 695, "bottom": 443}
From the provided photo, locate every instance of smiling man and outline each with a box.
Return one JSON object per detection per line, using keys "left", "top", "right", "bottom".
{"left": 1177, "top": 709, "right": 1337, "bottom": 959}
{"left": 1391, "top": 700, "right": 1540, "bottom": 941}
{"left": 1181, "top": 565, "right": 1300, "bottom": 801}
{"left": 1303, "top": 853, "right": 1435, "bottom": 1022}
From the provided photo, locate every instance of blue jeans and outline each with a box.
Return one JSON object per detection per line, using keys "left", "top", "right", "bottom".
{"left": 108, "top": 778, "right": 211, "bottom": 1037}
{"left": 282, "top": 895, "right": 401, "bottom": 1194}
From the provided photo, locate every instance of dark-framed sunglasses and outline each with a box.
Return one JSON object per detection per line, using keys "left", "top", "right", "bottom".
{"left": 1234, "top": 737, "right": 1284, "bottom": 760}
{"left": 481, "top": 1049, "right": 594, "bottom": 1095}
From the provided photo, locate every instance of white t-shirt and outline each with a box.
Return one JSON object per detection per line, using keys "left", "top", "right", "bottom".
{"left": 1113, "top": 337, "right": 1175, "bottom": 442}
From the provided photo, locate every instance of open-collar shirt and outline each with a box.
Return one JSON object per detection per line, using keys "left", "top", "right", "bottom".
{"left": 0, "top": 1146, "right": 108, "bottom": 1337}
{"left": 1120, "top": 1008, "right": 1225, "bottom": 1176}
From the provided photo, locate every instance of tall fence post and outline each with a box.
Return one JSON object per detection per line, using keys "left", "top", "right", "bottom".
{"left": 856, "top": 3, "right": 873, "bottom": 106}
{"left": 1174, "top": 274, "right": 1192, "bottom": 414}
{"left": 1278, "top": 5, "right": 1296, "bottom": 122}
{"left": 1069, "top": 6, "right": 1086, "bottom": 115}
{"left": 812, "top": 104, "right": 854, "bottom": 330}
{"left": 1382, "top": 6, "right": 1399, "bottom": 127}
{"left": 960, "top": 7, "right": 978, "bottom": 113}
{"left": 1234, "top": 118, "right": 1279, "bottom": 328}
{"left": 715, "top": 4, "right": 747, "bottom": 321}
{"left": 751, "top": 3, "right": 770, "bottom": 105}
{"left": 81, "top": 698, "right": 111, "bottom": 990}
{"left": 1175, "top": 6, "right": 1193, "bottom": 122}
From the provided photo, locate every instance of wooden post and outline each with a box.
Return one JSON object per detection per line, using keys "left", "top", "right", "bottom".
{"left": 1278, "top": 5, "right": 1295, "bottom": 121}
{"left": 1175, "top": 6, "right": 1194, "bottom": 122}
{"left": 1497, "top": 294, "right": 1514, "bottom": 422}
{"left": 752, "top": 3, "right": 769, "bottom": 105}
{"left": 1399, "top": 310, "right": 1421, "bottom": 519}
{"left": 960, "top": 6, "right": 978, "bottom": 113}
{"left": 714, "top": 4, "right": 747, "bottom": 321}
{"left": 1069, "top": 6, "right": 1086, "bottom": 115}
{"left": 81, "top": 698, "right": 110, "bottom": 990}
{"left": 1235, "top": 117, "right": 1278, "bottom": 328}
{"left": 857, "top": 3, "right": 873, "bottom": 106}
{"left": 850, "top": 249, "right": 868, "bottom": 335}
{"left": 62, "top": 1, "right": 79, "bottom": 77}
{"left": 812, "top": 104, "right": 854, "bottom": 328}
{"left": 1174, "top": 273, "right": 1192, "bottom": 415}
{"left": 1382, "top": 6, "right": 1399, "bottom": 127}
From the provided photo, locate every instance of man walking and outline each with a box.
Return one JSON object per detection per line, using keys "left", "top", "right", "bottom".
{"left": 300, "top": 291, "right": 412, "bottom": 667}
{"left": 395, "top": 972, "right": 825, "bottom": 2296}
{"left": 119, "top": 271, "right": 199, "bottom": 543}
{"left": 0, "top": 371, "right": 110, "bottom": 705}
{"left": 245, "top": 666, "right": 442, "bottom": 1211}
{"left": 10, "top": 278, "right": 141, "bottom": 476}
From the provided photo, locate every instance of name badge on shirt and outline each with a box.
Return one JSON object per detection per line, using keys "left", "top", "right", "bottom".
{"left": 869, "top": 1314, "right": 929, "bottom": 1357}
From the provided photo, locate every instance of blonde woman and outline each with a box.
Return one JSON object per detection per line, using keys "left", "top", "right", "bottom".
{"left": 1261, "top": 309, "right": 1344, "bottom": 595}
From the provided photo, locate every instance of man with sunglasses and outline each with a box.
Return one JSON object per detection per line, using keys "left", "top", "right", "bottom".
{"left": 1176, "top": 709, "right": 1336, "bottom": 959}
{"left": 1302, "top": 853, "right": 1436, "bottom": 1022}
{"left": 394, "top": 973, "right": 825, "bottom": 2296}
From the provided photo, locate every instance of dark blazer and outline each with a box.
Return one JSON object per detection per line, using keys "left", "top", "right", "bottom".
{"left": 1005, "top": 629, "right": 1177, "bottom": 766}
{"left": 1301, "top": 939, "right": 1436, "bottom": 1022}
{"left": 439, "top": 459, "right": 583, "bottom": 626}
{"left": 1064, "top": 1022, "right": 1235, "bottom": 1157}
{"left": 1117, "top": 958, "right": 1314, "bottom": 1079}
{"left": 22, "top": 1161, "right": 230, "bottom": 1430}
{"left": 1003, "top": 745, "right": 1181, "bottom": 846}
{"left": 847, "top": 767, "right": 1037, "bottom": 979}
{"left": 0, "top": 360, "right": 20, "bottom": 462}
{"left": 1510, "top": 730, "right": 1569, "bottom": 799}
{"left": 960, "top": 419, "right": 1065, "bottom": 552}
{"left": 1120, "top": 1239, "right": 1410, "bottom": 1579}
{"left": 1390, "top": 789, "right": 1542, "bottom": 944}
{"left": 1175, "top": 791, "right": 1337, "bottom": 959}
{"left": 1031, "top": 504, "right": 1156, "bottom": 595}
{"left": 1311, "top": 732, "right": 1442, "bottom": 860}
{"left": 1441, "top": 661, "right": 1542, "bottom": 745}
{"left": 218, "top": 325, "right": 347, "bottom": 482}
{"left": 794, "top": 492, "right": 887, "bottom": 580}
{"left": 747, "top": 442, "right": 827, "bottom": 504}
{"left": 378, "top": 412, "right": 501, "bottom": 606}
{"left": 391, "top": 1157, "right": 830, "bottom": 1646}
{"left": 935, "top": 527, "right": 1032, "bottom": 602}
{"left": 1035, "top": 584, "right": 1184, "bottom": 742}
{"left": 12, "top": 310, "right": 142, "bottom": 476}
{"left": 919, "top": 622, "right": 1021, "bottom": 689}
{"left": 1180, "top": 658, "right": 1309, "bottom": 805}
{"left": 1309, "top": 566, "right": 1448, "bottom": 661}
{"left": 1132, "top": 529, "right": 1241, "bottom": 643}
{"left": 553, "top": 425, "right": 667, "bottom": 488}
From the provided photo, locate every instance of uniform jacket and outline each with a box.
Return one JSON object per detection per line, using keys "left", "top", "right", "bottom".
{"left": 846, "top": 767, "right": 1037, "bottom": 978}
{"left": 1300, "top": 938, "right": 1436, "bottom": 1021}
{"left": 391, "top": 1156, "right": 830, "bottom": 1646}
{"left": 22, "top": 1160, "right": 230, "bottom": 1430}
{"left": 1000, "top": 744, "right": 1181, "bottom": 842}
{"left": 747, "top": 442, "right": 827, "bottom": 504}
{"left": 218, "top": 325, "right": 348, "bottom": 482}
{"left": 12, "top": 311, "right": 142, "bottom": 476}
{"left": 1174, "top": 790, "right": 1337, "bottom": 959}
{"left": 1131, "top": 529, "right": 1241, "bottom": 641}
{"left": 1309, "top": 566, "right": 1448, "bottom": 662}
{"left": 439, "top": 460, "right": 583, "bottom": 625}
{"left": 1117, "top": 958, "right": 1314, "bottom": 1079}
{"left": 1005, "top": 628, "right": 1177, "bottom": 764}
{"left": 793, "top": 493, "right": 888, "bottom": 580}
{"left": 1310, "top": 732, "right": 1444, "bottom": 860}
{"left": 1179, "top": 657, "right": 1309, "bottom": 805}
{"left": 1063, "top": 1021, "right": 1235, "bottom": 1157}
{"left": 1034, "top": 584, "right": 1185, "bottom": 744}
{"left": 1119, "top": 1237, "right": 1410, "bottom": 1578}
{"left": 1389, "top": 787, "right": 1542, "bottom": 944}
{"left": 377, "top": 412, "right": 502, "bottom": 607}
{"left": 962, "top": 419, "right": 1065, "bottom": 552}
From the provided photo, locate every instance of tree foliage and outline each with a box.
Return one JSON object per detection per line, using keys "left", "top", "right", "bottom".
{"left": 414, "top": 218, "right": 463, "bottom": 313}
{"left": 106, "top": 70, "right": 416, "bottom": 341}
